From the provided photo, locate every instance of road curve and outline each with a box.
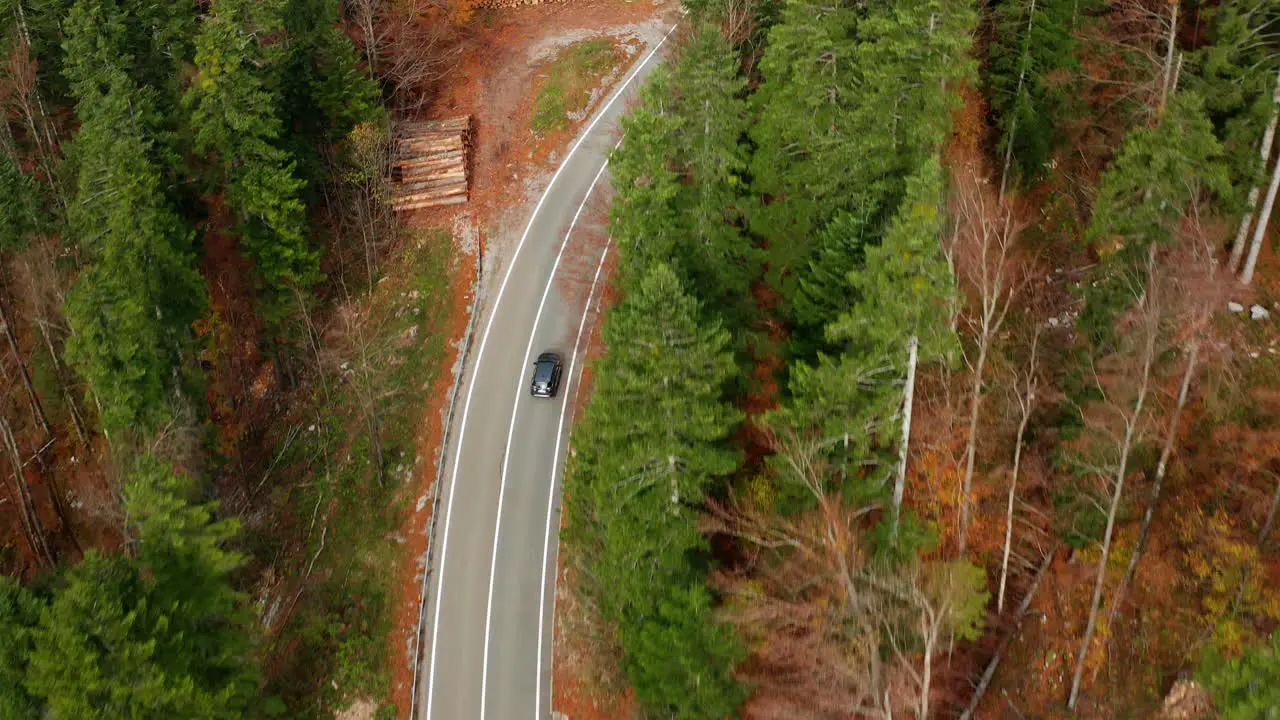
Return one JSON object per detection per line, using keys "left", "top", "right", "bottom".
{"left": 418, "top": 26, "right": 676, "bottom": 720}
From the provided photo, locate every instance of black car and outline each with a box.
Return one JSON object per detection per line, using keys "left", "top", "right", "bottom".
{"left": 530, "top": 352, "right": 563, "bottom": 398}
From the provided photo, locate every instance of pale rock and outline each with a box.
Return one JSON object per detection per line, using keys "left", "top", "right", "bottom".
{"left": 1251, "top": 304, "right": 1270, "bottom": 321}
{"left": 1157, "top": 678, "right": 1211, "bottom": 720}
{"left": 1228, "top": 301, "right": 1245, "bottom": 313}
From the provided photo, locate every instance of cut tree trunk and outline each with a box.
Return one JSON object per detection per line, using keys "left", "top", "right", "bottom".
{"left": 394, "top": 185, "right": 468, "bottom": 203}
{"left": 397, "top": 176, "right": 467, "bottom": 194}
{"left": 401, "top": 165, "right": 466, "bottom": 180}
{"left": 397, "top": 155, "right": 465, "bottom": 172}
{"left": 390, "top": 115, "right": 472, "bottom": 213}
{"left": 398, "top": 118, "right": 471, "bottom": 135}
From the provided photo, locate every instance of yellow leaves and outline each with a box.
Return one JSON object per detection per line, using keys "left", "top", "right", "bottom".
{"left": 1094, "top": 234, "right": 1125, "bottom": 259}
{"left": 745, "top": 474, "right": 775, "bottom": 512}
{"left": 1177, "top": 506, "right": 1280, "bottom": 636}
{"left": 908, "top": 201, "right": 938, "bottom": 223}
{"left": 450, "top": 0, "right": 478, "bottom": 25}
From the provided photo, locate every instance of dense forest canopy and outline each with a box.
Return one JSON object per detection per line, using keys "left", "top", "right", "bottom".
{"left": 0, "top": 0, "right": 439, "bottom": 714}
{"left": 563, "top": 0, "right": 1280, "bottom": 716}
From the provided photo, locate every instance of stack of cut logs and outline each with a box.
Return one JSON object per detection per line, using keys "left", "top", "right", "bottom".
{"left": 477, "top": 0, "right": 562, "bottom": 6}
{"left": 391, "top": 115, "right": 472, "bottom": 212}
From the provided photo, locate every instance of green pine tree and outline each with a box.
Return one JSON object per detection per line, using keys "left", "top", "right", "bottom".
{"left": 789, "top": 209, "right": 871, "bottom": 358}
{"left": 830, "top": 156, "right": 959, "bottom": 367}
{"left": 621, "top": 584, "right": 747, "bottom": 720}
{"left": 62, "top": 66, "right": 206, "bottom": 435}
{"left": 1080, "top": 92, "right": 1231, "bottom": 348}
{"left": 752, "top": 0, "right": 974, "bottom": 339}
{"left": 610, "top": 29, "right": 756, "bottom": 323}
{"left": 986, "top": 0, "right": 1082, "bottom": 188}
{"left": 1190, "top": 0, "right": 1280, "bottom": 200}
{"left": 565, "top": 263, "right": 745, "bottom": 718}
{"left": 1199, "top": 631, "right": 1280, "bottom": 718}
{"left": 0, "top": 576, "right": 42, "bottom": 719}
{"left": 186, "top": 0, "right": 320, "bottom": 298}
{"left": 62, "top": 0, "right": 197, "bottom": 165}
{"left": 0, "top": 151, "right": 41, "bottom": 251}
{"left": 667, "top": 27, "right": 757, "bottom": 318}
{"left": 123, "top": 454, "right": 255, "bottom": 702}
{"left": 609, "top": 68, "right": 687, "bottom": 285}
{"left": 25, "top": 457, "right": 255, "bottom": 718}
{"left": 780, "top": 157, "right": 958, "bottom": 494}
{"left": 26, "top": 553, "right": 241, "bottom": 719}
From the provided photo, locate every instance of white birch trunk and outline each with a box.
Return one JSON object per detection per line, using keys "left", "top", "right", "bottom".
{"left": 1107, "top": 339, "right": 1198, "bottom": 632}
{"left": 1242, "top": 128, "right": 1280, "bottom": 285}
{"left": 1067, "top": 262, "right": 1159, "bottom": 709}
{"left": 1158, "top": 3, "right": 1178, "bottom": 111}
{"left": 999, "top": 333, "right": 1039, "bottom": 614}
{"left": 892, "top": 336, "right": 919, "bottom": 539}
{"left": 1230, "top": 68, "right": 1280, "bottom": 273}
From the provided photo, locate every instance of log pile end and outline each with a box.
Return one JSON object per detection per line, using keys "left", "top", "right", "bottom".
{"left": 391, "top": 115, "right": 473, "bottom": 212}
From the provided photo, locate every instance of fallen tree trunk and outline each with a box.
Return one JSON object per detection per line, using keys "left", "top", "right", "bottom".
{"left": 1106, "top": 339, "right": 1199, "bottom": 632}
{"left": 960, "top": 546, "right": 1058, "bottom": 720}
{"left": 0, "top": 416, "right": 53, "bottom": 569}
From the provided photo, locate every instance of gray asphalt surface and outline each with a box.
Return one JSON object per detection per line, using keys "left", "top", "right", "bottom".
{"left": 419, "top": 28, "right": 674, "bottom": 720}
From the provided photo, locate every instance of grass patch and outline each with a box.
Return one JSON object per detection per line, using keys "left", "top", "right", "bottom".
{"left": 258, "top": 229, "right": 456, "bottom": 717}
{"left": 531, "top": 38, "right": 624, "bottom": 134}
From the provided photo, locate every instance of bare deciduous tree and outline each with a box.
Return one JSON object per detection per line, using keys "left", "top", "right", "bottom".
{"left": 330, "top": 121, "right": 395, "bottom": 285}
{"left": 351, "top": 0, "right": 461, "bottom": 113}
{"left": 951, "top": 169, "right": 1021, "bottom": 554}
{"left": 1067, "top": 247, "right": 1162, "bottom": 710}
{"left": 711, "top": 442, "right": 888, "bottom": 716}
{"left": 999, "top": 328, "right": 1038, "bottom": 614}
{"left": 712, "top": 428, "right": 987, "bottom": 719}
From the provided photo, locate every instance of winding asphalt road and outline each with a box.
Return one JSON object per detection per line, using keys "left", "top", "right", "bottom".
{"left": 417, "top": 25, "right": 676, "bottom": 720}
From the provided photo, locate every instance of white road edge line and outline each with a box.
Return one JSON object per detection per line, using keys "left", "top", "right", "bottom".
{"left": 536, "top": 224, "right": 613, "bottom": 716}
{"left": 481, "top": 157, "right": 609, "bottom": 720}
{"left": 425, "top": 22, "right": 677, "bottom": 720}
